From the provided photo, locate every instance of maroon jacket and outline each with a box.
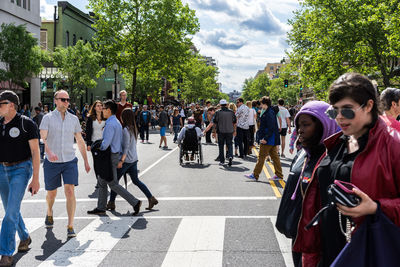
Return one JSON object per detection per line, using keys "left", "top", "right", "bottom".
{"left": 293, "top": 117, "right": 400, "bottom": 266}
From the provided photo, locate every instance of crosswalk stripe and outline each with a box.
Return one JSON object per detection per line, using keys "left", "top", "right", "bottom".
{"left": 38, "top": 217, "right": 138, "bottom": 267}
{"left": 20, "top": 196, "right": 277, "bottom": 203}
{"left": 161, "top": 217, "right": 225, "bottom": 267}
{"left": 269, "top": 216, "right": 294, "bottom": 267}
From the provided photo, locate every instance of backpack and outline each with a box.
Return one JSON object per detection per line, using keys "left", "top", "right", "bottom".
{"left": 182, "top": 127, "right": 198, "bottom": 151}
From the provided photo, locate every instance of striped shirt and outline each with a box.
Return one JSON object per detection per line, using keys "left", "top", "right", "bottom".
{"left": 40, "top": 109, "right": 82, "bottom": 163}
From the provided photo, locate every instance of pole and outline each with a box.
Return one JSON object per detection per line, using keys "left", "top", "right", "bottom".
{"left": 114, "top": 69, "right": 117, "bottom": 100}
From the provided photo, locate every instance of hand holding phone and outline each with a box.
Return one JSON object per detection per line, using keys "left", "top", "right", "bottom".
{"left": 327, "top": 180, "right": 361, "bottom": 207}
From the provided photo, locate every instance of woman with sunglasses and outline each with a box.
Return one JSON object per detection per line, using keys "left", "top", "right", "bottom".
{"left": 293, "top": 73, "right": 400, "bottom": 266}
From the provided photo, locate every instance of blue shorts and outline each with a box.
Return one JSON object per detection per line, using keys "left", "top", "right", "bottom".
{"left": 43, "top": 157, "right": 79, "bottom": 190}
{"left": 160, "top": 127, "right": 166, "bottom": 137}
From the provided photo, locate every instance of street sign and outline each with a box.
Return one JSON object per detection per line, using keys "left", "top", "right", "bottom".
{"left": 105, "top": 78, "right": 115, "bottom": 82}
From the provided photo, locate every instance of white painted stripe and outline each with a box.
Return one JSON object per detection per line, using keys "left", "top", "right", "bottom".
{"left": 38, "top": 217, "right": 138, "bottom": 267}
{"left": 16, "top": 215, "right": 276, "bottom": 220}
{"left": 134, "top": 146, "right": 178, "bottom": 179}
{"left": 269, "top": 216, "right": 294, "bottom": 267}
{"left": 21, "top": 196, "right": 277, "bottom": 203}
{"left": 162, "top": 217, "right": 225, "bottom": 267}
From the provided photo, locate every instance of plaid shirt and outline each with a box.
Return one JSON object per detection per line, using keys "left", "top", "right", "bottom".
{"left": 235, "top": 104, "right": 250, "bottom": 130}
{"left": 40, "top": 109, "right": 82, "bottom": 163}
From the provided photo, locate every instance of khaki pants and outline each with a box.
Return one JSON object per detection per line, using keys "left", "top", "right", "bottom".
{"left": 253, "top": 144, "right": 283, "bottom": 179}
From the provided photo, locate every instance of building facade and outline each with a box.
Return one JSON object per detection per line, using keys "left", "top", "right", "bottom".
{"left": 39, "top": 1, "right": 125, "bottom": 109}
{"left": 0, "top": 0, "right": 41, "bottom": 108}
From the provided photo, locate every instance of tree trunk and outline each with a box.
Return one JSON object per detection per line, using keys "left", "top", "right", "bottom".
{"left": 131, "top": 67, "right": 137, "bottom": 102}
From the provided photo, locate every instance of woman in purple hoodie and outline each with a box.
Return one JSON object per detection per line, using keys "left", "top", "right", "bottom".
{"left": 275, "top": 101, "right": 339, "bottom": 267}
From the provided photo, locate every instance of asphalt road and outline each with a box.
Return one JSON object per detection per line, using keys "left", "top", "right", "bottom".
{"left": 0, "top": 129, "right": 296, "bottom": 267}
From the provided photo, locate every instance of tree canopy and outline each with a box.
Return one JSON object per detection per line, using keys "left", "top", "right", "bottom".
{"left": 287, "top": 0, "right": 400, "bottom": 95}
{"left": 53, "top": 40, "right": 104, "bottom": 98}
{"left": 0, "top": 23, "right": 48, "bottom": 90}
{"left": 88, "top": 0, "right": 200, "bottom": 100}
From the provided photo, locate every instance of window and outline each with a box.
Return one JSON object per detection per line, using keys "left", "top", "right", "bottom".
{"left": 11, "top": 0, "right": 14, "bottom": 3}
{"left": 66, "top": 31, "right": 69, "bottom": 46}
{"left": 28, "top": 0, "right": 30, "bottom": 10}
{"left": 16, "top": 0, "right": 21, "bottom": 6}
{"left": 23, "top": 0, "right": 26, "bottom": 9}
{"left": 270, "top": 66, "right": 274, "bottom": 71}
{"left": 72, "top": 34, "right": 76, "bottom": 45}
{"left": 40, "top": 30, "right": 47, "bottom": 50}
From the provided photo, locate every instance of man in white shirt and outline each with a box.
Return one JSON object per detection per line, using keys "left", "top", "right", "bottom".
{"left": 235, "top": 98, "right": 250, "bottom": 158}
{"left": 277, "top": 99, "right": 291, "bottom": 157}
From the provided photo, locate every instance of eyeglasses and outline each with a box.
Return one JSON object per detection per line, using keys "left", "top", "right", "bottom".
{"left": 0, "top": 101, "right": 10, "bottom": 106}
{"left": 55, "top": 98, "right": 70, "bottom": 103}
{"left": 325, "top": 104, "right": 365, "bottom": 120}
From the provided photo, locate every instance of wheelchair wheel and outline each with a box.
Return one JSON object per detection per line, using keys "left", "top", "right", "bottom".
{"left": 179, "top": 146, "right": 183, "bottom": 165}
{"left": 198, "top": 142, "right": 203, "bottom": 165}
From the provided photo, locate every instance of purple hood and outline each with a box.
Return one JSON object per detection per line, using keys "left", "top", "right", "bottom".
{"left": 294, "top": 101, "right": 340, "bottom": 144}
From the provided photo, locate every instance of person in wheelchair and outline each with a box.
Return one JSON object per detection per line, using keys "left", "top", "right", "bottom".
{"left": 177, "top": 117, "right": 203, "bottom": 161}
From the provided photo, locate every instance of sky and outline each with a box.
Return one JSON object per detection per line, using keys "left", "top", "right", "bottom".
{"left": 40, "top": 0, "right": 300, "bottom": 93}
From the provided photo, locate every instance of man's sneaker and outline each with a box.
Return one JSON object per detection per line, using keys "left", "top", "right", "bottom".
{"left": 245, "top": 173, "right": 258, "bottom": 181}
{"left": 133, "top": 200, "right": 142, "bottom": 216}
{"left": 163, "top": 146, "right": 168, "bottom": 149}
{"left": 106, "top": 201, "right": 115, "bottom": 211}
{"left": 67, "top": 227, "right": 76, "bottom": 238}
{"left": 228, "top": 157, "right": 233, "bottom": 166}
{"left": 45, "top": 215, "right": 54, "bottom": 228}
{"left": 219, "top": 162, "right": 224, "bottom": 166}
{"left": 0, "top": 256, "right": 13, "bottom": 267}
{"left": 17, "top": 236, "right": 32, "bottom": 252}
{"left": 269, "top": 175, "right": 283, "bottom": 181}
{"left": 87, "top": 208, "right": 106, "bottom": 215}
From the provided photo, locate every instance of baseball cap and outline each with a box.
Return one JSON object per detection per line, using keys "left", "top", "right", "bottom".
{"left": 219, "top": 99, "right": 227, "bottom": 105}
{"left": 0, "top": 90, "right": 19, "bottom": 106}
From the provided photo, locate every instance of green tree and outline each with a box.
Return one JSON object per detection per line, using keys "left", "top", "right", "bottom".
{"left": 0, "top": 23, "right": 48, "bottom": 90}
{"left": 179, "top": 55, "right": 221, "bottom": 102}
{"left": 288, "top": 0, "right": 400, "bottom": 93}
{"left": 241, "top": 73, "right": 271, "bottom": 100}
{"left": 52, "top": 40, "right": 103, "bottom": 99}
{"left": 88, "top": 0, "right": 200, "bottom": 99}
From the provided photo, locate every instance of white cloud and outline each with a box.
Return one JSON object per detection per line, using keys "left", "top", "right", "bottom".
{"left": 40, "top": 0, "right": 54, "bottom": 20}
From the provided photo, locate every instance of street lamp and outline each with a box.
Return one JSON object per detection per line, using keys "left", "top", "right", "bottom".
{"left": 113, "top": 63, "right": 118, "bottom": 100}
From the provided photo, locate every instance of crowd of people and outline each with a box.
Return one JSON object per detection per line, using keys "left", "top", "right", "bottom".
{"left": 0, "top": 72, "right": 400, "bottom": 266}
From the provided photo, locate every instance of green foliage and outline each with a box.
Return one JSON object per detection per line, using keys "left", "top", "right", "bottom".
{"left": 287, "top": 0, "right": 400, "bottom": 93}
{"left": 241, "top": 66, "right": 300, "bottom": 105}
{"left": 0, "top": 23, "right": 48, "bottom": 89}
{"left": 88, "top": 0, "right": 200, "bottom": 99}
{"left": 52, "top": 40, "right": 103, "bottom": 98}
{"left": 178, "top": 55, "right": 221, "bottom": 103}
{"left": 241, "top": 73, "right": 271, "bottom": 100}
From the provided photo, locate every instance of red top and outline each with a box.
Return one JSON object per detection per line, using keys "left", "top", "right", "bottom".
{"left": 381, "top": 114, "right": 400, "bottom": 133}
{"left": 116, "top": 102, "right": 133, "bottom": 123}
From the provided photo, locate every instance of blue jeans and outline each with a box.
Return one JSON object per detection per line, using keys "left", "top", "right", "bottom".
{"left": 173, "top": 125, "right": 180, "bottom": 142}
{"left": 218, "top": 133, "right": 233, "bottom": 163}
{"left": 0, "top": 160, "right": 32, "bottom": 256}
{"left": 110, "top": 161, "right": 152, "bottom": 202}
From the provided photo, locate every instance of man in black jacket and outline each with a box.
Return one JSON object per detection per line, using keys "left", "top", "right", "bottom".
{"left": 138, "top": 105, "right": 151, "bottom": 143}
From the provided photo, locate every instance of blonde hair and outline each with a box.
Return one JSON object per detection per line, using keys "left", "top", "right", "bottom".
{"left": 229, "top": 103, "right": 237, "bottom": 112}
{"left": 119, "top": 90, "right": 127, "bottom": 96}
{"left": 246, "top": 101, "right": 252, "bottom": 108}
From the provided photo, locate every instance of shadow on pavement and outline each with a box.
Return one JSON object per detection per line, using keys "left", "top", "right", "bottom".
{"left": 221, "top": 166, "right": 250, "bottom": 172}
{"left": 180, "top": 163, "right": 211, "bottom": 169}
{"left": 34, "top": 229, "right": 66, "bottom": 262}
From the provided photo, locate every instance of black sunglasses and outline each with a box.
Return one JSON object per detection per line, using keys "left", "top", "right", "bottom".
{"left": 55, "top": 98, "right": 70, "bottom": 103}
{"left": 325, "top": 104, "right": 364, "bottom": 120}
